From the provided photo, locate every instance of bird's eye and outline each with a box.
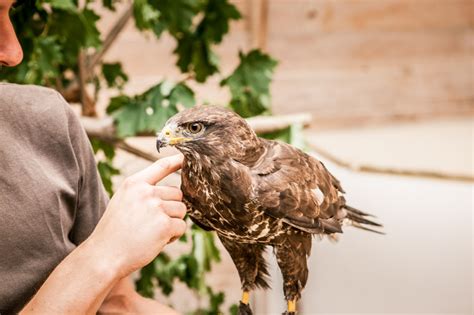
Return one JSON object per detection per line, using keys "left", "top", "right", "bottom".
{"left": 187, "top": 122, "right": 204, "bottom": 134}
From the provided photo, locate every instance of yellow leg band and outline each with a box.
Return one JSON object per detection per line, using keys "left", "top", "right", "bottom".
{"left": 241, "top": 291, "right": 250, "bottom": 304}
{"left": 288, "top": 300, "right": 296, "bottom": 313}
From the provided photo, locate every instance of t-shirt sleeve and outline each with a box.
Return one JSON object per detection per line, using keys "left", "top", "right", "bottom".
{"left": 57, "top": 93, "right": 109, "bottom": 245}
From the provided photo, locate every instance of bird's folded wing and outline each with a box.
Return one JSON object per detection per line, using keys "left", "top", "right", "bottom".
{"left": 251, "top": 140, "right": 344, "bottom": 234}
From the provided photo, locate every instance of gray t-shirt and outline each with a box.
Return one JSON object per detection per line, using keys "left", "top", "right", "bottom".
{"left": 0, "top": 83, "right": 108, "bottom": 313}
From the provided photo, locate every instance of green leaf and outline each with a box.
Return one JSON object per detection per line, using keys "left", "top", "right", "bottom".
{"left": 91, "top": 139, "right": 119, "bottom": 197}
{"left": 102, "top": 62, "right": 128, "bottom": 89}
{"left": 197, "top": 0, "right": 241, "bottom": 44}
{"left": 133, "top": 0, "right": 199, "bottom": 37}
{"left": 169, "top": 83, "right": 195, "bottom": 108}
{"left": 80, "top": 8, "right": 102, "bottom": 48}
{"left": 23, "top": 36, "right": 63, "bottom": 84}
{"left": 175, "top": 34, "right": 219, "bottom": 83}
{"left": 46, "top": 0, "right": 76, "bottom": 11}
{"left": 136, "top": 258, "right": 158, "bottom": 298}
{"left": 106, "top": 95, "right": 130, "bottom": 114}
{"left": 109, "top": 81, "right": 194, "bottom": 137}
{"left": 259, "top": 126, "right": 291, "bottom": 143}
{"left": 221, "top": 49, "right": 278, "bottom": 118}
{"left": 47, "top": 8, "right": 102, "bottom": 66}
{"left": 151, "top": 0, "right": 199, "bottom": 36}
{"left": 97, "top": 161, "right": 120, "bottom": 197}
{"left": 208, "top": 287, "right": 225, "bottom": 312}
{"left": 91, "top": 139, "right": 116, "bottom": 161}
{"left": 133, "top": 0, "right": 160, "bottom": 31}
{"left": 288, "top": 123, "right": 305, "bottom": 149}
{"left": 258, "top": 123, "right": 305, "bottom": 148}
{"left": 102, "top": 0, "right": 117, "bottom": 11}
{"left": 229, "top": 304, "right": 239, "bottom": 315}
{"left": 191, "top": 227, "right": 221, "bottom": 292}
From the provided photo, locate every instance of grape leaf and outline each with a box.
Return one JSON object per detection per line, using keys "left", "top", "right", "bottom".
{"left": 133, "top": 0, "right": 160, "bottom": 31}
{"left": 109, "top": 82, "right": 195, "bottom": 137}
{"left": 169, "top": 82, "right": 196, "bottom": 108}
{"left": 102, "top": 0, "right": 117, "bottom": 11}
{"left": 97, "top": 161, "right": 120, "bottom": 196}
{"left": 48, "top": 8, "right": 101, "bottom": 66}
{"left": 80, "top": 8, "right": 102, "bottom": 48}
{"left": 221, "top": 49, "right": 278, "bottom": 118}
{"left": 151, "top": 0, "right": 199, "bottom": 36}
{"left": 197, "top": 0, "right": 241, "bottom": 44}
{"left": 102, "top": 62, "right": 128, "bottom": 89}
{"left": 175, "top": 34, "right": 219, "bottom": 83}
{"left": 171, "top": 0, "right": 239, "bottom": 82}
{"left": 23, "top": 36, "right": 63, "bottom": 84}
{"left": 46, "top": 0, "right": 76, "bottom": 11}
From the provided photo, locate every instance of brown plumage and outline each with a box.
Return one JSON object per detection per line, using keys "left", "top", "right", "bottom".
{"left": 156, "top": 106, "right": 383, "bottom": 314}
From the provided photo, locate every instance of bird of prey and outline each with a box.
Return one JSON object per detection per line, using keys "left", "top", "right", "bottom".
{"left": 156, "top": 106, "right": 382, "bottom": 315}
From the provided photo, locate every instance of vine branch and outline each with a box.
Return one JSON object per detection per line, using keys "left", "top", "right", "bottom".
{"left": 87, "top": 5, "right": 134, "bottom": 73}
{"left": 62, "top": 4, "right": 134, "bottom": 104}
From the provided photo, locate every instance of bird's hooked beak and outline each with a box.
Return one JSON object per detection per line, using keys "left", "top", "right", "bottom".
{"left": 156, "top": 125, "right": 191, "bottom": 153}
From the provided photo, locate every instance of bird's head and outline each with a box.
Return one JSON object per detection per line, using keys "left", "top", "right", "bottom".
{"left": 156, "top": 106, "right": 260, "bottom": 161}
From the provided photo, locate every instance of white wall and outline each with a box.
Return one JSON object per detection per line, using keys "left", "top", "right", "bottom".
{"left": 262, "top": 162, "right": 472, "bottom": 314}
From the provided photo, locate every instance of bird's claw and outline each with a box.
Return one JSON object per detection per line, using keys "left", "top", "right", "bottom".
{"left": 238, "top": 301, "right": 253, "bottom": 315}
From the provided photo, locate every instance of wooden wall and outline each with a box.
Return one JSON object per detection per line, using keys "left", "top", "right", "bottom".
{"left": 101, "top": 0, "right": 474, "bottom": 128}
{"left": 260, "top": 0, "right": 474, "bottom": 127}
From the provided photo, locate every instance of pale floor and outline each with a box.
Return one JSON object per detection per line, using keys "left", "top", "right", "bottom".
{"left": 112, "top": 117, "right": 473, "bottom": 314}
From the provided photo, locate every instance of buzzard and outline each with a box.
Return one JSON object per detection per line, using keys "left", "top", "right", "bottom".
{"left": 156, "top": 106, "right": 382, "bottom": 315}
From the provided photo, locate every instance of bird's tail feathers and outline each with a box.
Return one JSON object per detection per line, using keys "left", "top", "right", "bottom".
{"left": 344, "top": 205, "right": 384, "bottom": 235}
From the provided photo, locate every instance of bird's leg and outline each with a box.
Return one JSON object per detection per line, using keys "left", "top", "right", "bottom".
{"left": 239, "top": 291, "right": 252, "bottom": 315}
{"left": 275, "top": 234, "right": 312, "bottom": 315}
{"left": 286, "top": 299, "right": 297, "bottom": 314}
{"left": 217, "top": 235, "right": 270, "bottom": 315}
{"left": 241, "top": 291, "right": 250, "bottom": 304}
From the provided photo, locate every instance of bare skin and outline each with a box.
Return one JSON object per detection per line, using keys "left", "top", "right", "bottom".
{"left": 0, "top": 0, "right": 22, "bottom": 66}
{"left": 1, "top": 1, "right": 185, "bottom": 313}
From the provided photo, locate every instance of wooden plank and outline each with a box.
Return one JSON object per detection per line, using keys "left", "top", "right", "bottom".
{"left": 262, "top": 0, "right": 474, "bottom": 124}
{"left": 269, "top": 31, "right": 473, "bottom": 66}
{"left": 267, "top": 0, "right": 473, "bottom": 34}
{"left": 270, "top": 58, "right": 474, "bottom": 125}
{"left": 246, "top": 0, "right": 269, "bottom": 49}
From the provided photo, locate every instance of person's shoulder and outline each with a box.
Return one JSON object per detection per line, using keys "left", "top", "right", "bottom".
{"left": 0, "top": 83, "right": 85, "bottom": 143}
{"left": 0, "top": 82, "right": 61, "bottom": 96}
{"left": 0, "top": 82, "right": 64, "bottom": 106}
{"left": 0, "top": 82, "right": 73, "bottom": 122}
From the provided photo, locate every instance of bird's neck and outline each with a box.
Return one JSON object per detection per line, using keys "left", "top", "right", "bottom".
{"left": 233, "top": 137, "right": 266, "bottom": 167}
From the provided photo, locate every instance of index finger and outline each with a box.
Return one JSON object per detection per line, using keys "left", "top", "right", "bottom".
{"left": 131, "top": 154, "right": 183, "bottom": 185}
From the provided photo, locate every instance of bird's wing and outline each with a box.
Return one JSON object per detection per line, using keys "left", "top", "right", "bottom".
{"left": 250, "top": 139, "right": 345, "bottom": 234}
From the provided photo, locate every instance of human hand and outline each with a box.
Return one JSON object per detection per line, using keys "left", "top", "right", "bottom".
{"left": 87, "top": 154, "right": 187, "bottom": 277}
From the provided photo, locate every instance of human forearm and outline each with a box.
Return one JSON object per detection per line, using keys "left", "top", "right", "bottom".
{"left": 99, "top": 277, "right": 180, "bottom": 315}
{"left": 21, "top": 238, "right": 121, "bottom": 314}
{"left": 21, "top": 155, "right": 186, "bottom": 314}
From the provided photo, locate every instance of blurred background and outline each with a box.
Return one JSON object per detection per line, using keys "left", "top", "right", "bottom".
{"left": 2, "top": 0, "right": 473, "bottom": 314}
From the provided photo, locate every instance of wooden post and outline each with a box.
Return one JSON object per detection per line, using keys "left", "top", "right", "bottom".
{"left": 78, "top": 51, "right": 96, "bottom": 117}
{"left": 247, "top": 0, "right": 269, "bottom": 50}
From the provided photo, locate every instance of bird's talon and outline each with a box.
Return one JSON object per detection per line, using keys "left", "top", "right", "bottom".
{"left": 238, "top": 301, "right": 253, "bottom": 315}
{"left": 285, "top": 299, "right": 297, "bottom": 314}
